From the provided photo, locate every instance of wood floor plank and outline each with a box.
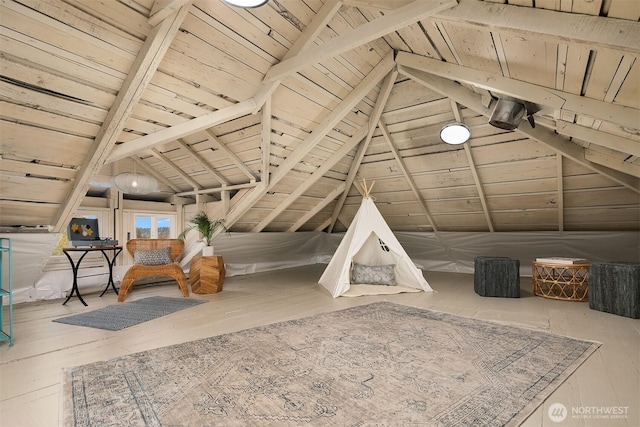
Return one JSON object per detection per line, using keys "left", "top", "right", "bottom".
{"left": 0, "top": 264, "right": 637, "bottom": 426}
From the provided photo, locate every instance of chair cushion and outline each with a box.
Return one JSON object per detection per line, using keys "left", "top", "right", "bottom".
{"left": 351, "top": 262, "right": 396, "bottom": 286}
{"left": 133, "top": 247, "right": 172, "bottom": 265}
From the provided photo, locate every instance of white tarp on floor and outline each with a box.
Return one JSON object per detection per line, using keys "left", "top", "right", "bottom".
{"left": 3, "top": 231, "right": 638, "bottom": 304}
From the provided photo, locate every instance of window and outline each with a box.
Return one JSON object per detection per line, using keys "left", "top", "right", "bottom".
{"left": 134, "top": 214, "right": 176, "bottom": 239}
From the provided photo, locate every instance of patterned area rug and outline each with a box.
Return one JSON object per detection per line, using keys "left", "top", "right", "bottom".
{"left": 61, "top": 302, "right": 600, "bottom": 426}
{"left": 53, "top": 296, "right": 206, "bottom": 330}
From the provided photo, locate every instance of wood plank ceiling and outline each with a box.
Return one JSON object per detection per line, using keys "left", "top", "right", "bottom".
{"left": 1, "top": 0, "right": 639, "bottom": 235}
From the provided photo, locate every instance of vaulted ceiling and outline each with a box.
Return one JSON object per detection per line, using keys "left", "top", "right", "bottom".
{"left": 1, "top": 0, "right": 639, "bottom": 235}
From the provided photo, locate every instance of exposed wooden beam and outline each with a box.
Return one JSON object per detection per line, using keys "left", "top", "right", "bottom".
{"left": 51, "top": 4, "right": 190, "bottom": 232}
{"left": 132, "top": 157, "right": 182, "bottom": 193}
{"left": 555, "top": 121, "right": 639, "bottom": 156}
{"left": 105, "top": 99, "right": 257, "bottom": 164}
{"left": 396, "top": 52, "right": 640, "bottom": 130}
{"left": 556, "top": 155, "right": 564, "bottom": 232}
{"left": 260, "top": 99, "right": 271, "bottom": 185}
{"left": 205, "top": 130, "right": 257, "bottom": 182}
{"left": 342, "top": 0, "right": 412, "bottom": 10}
{"left": 328, "top": 70, "right": 398, "bottom": 233}
{"left": 251, "top": 125, "right": 369, "bottom": 232}
{"left": 379, "top": 119, "right": 437, "bottom": 231}
{"left": 149, "top": 148, "right": 201, "bottom": 189}
{"left": 270, "top": 53, "right": 395, "bottom": 187}
{"left": 287, "top": 183, "right": 346, "bottom": 232}
{"left": 224, "top": 55, "right": 394, "bottom": 231}
{"left": 450, "top": 100, "right": 493, "bottom": 232}
{"left": 253, "top": 0, "right": 342, "bottom": 112}
{"left": 148, "top": 0, "right": 190, "bottom": 26}
{"left": 175, "top": 139, "right": 230, "bottom": 186}
{"left": 397, "top": 66, "right": 640, "bottom": 193}
{"left": 585, "top": 147, "right": 640, "bottom": 178}
{"left": 437, "top": 0, "right": 640, "bottom": 54}
{"left": 263, "top": 0, "right": 456, "bottom": 82}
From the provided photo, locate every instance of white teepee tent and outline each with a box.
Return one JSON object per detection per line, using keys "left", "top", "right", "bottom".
{"left": 319, "top": 180, "right": 433, "bottom": 298}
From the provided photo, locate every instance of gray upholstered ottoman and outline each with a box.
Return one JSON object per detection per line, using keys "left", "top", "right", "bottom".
{"left": 589, "top": 262, "right": 640, "bottom": 319}
{"left": 474, "top": 256, "right": 520, "bottom": 298}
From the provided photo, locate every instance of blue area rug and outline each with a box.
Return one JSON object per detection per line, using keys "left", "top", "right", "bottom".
{"left": 53, "top": 296, "right": 206, "bottom": 330}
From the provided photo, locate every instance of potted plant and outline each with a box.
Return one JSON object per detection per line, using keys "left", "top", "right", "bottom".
{"left": 180, "top": 211, "right": 227, "bottom": 256}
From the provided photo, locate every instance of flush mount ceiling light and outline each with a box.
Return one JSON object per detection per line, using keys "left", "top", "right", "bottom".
{"left": 112, "top": 172, "right": 158, "bottom": 195}
{"left": 440, "top": 123, "right": 471, "bottom": 145}
{"left": 222, "top": 0, "right": 269, "bottom": 7}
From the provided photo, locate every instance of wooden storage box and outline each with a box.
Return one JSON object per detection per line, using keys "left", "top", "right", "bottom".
{"left": 190, "top": 256, "right": 225, "bottom": 294}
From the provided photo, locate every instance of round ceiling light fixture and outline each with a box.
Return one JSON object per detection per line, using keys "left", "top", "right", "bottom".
{"left": 112, "top": 172, "right": 158, "bottom": 195}
{"left": 440, "top": 123, "right": 471, "bottom": 145}
{"left": 222, "top": 0, "right": 269, "bottom": 7}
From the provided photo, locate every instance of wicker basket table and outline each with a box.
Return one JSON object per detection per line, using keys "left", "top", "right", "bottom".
{"left": 532, "top": 258, "right": 589, "bottom": 301}
{"left": 190, "top": 255, "right": 225, "bottom": 294}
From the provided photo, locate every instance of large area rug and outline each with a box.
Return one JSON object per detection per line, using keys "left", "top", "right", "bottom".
{"left": 53, "top": 296, "right": 206, "bottom": 330}
{"left": 61, "top": 302, "right": 600, "bottom": 426}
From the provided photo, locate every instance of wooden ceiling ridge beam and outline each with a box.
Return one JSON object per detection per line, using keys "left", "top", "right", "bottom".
{"left": 224, "top": 54, "right": 395, "bottom": 231}
{"left": 398, "top": 66, "right": 640, "bottom": 193}
{"left": 105, "top": 99, "right": 257, "bottom": 164}
{"left": 263, "top": 0, "right": 457, "bottom": 83}
{"left": 287, "top": 183, "right": 347, "bottom": 232}
{"left": 51, "top": 4, "right": 190, "bottom": 232}
{"left": 328, "top": 69, "right": 398, "bottom": 233}
{"left": 378, "top": 119, "right": 437, "bottom": 231}
{"left": 250, "top": 125, "right": 369, "bottom": 233}
{"left": 176, "top": 139, "right": 230, "bottom": 186}
{"left": 449, "top": 100, "right": 494, "bottom": 232}
{"left": 204, "top": 130, "right": 256, "bottom": 182}
{"left": 396, "top": 52, "right": 640, "bottom": 130}
{"left": 437, "top": 0, "right": 640, "bottom": 54}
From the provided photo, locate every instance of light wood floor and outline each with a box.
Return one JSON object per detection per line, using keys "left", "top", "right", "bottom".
{"left": 1, "top": 264, "right": 638, "bottom": 426}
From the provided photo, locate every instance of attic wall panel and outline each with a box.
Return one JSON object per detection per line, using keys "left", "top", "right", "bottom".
{"left": 429, "top": 212, "right": 489, "bottom": 230}
{"left": 470, "top": 141, "right": 555, "bottom": 166}
{"left": 477, "top": 158, "right": 557, "bottom": 184}
{"left": 498, "top": 34, "right": 557, "bottom": 88}
{"left": 438, "top": 23, "right": 503, "bottom": 74}
{"left": 487, "top": 193, "right": 558, "bottom": 211}
{"left": 483, "top": 178, "right": 557, "bottom": 196}
{"left": 614, "top": 59, "right": 640, "bottom": 109}
{"left": 1, "top": 175, "right": 71, "bottom": 203}
{"left": 490, "top": 210, "right": 559, "bottom": 230}
{"left": 0, "top": 101, "right": 100, "bottom": 138}
{"left": 0, "top": 121, "right": 92, "bottom": 165}
{"left": 564, "top": 207, "right": 640, "bottom": 228}
{"left": 564, "top": 188, "right": 640, "bottom": 208}
{"left": 0, "top": 200, "right": 58, "bottom": 227}
{"left": 427, "top": 198, "right": 484, "bottom": 214}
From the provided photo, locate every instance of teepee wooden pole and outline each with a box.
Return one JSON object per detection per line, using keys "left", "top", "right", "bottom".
{"left": 361, "top": 178, "right": 375, "bottom": 198}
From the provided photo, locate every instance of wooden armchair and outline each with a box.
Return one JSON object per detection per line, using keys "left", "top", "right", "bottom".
{"left": 118, "top": 239, "right": 189, "bottom": 302}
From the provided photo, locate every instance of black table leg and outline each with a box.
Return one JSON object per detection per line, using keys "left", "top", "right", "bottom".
{"left": 99, "top": 247, "right": 123, "bottom": 297}
{"left": 62, "top": 251, "right": 89, "bottom": 306}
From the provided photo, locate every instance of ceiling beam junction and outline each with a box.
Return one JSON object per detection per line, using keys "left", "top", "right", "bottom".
{"left": 51, "top": 3, "right": 191, "bottom": 232}
{"left": 263, "top": 0, "right": 457, "bottom": 83}
{"left": 328, "top": 69, "right": 398, "bottom": 233}
{"left": 399, "top": 65, "right": 640, "bottom": 193}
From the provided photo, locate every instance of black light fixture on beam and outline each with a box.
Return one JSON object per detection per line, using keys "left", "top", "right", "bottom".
{"left": 489, "top": 98, "right": 539, "bottom": 130}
